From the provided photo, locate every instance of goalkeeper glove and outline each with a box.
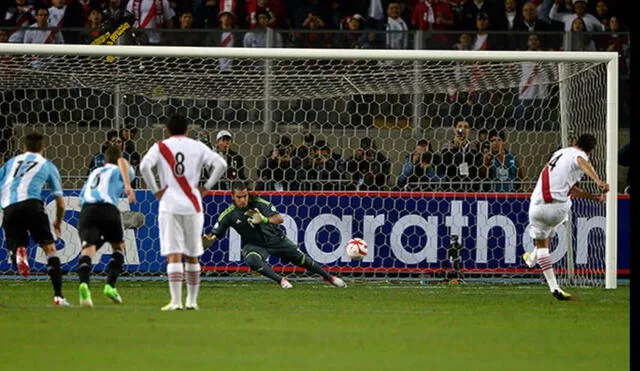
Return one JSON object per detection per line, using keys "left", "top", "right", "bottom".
{"left": 245, "top": 208, "right": 269, "bottom": 225}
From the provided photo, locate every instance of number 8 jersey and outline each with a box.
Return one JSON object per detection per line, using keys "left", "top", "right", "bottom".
{"left": 0, "top": 152, "right": 63, "bottom": 208}
{"left": 531, "top": 147, "right": 588, "bottom": 205}
{"left": 140, "top": 136, "right": 227, "bottom": 215}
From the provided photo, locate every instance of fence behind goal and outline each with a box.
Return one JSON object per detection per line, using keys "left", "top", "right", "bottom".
{"left": 0, "top": 44, "right": 622, "bottom": 287}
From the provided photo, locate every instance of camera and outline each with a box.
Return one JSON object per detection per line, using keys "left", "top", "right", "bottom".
{"left": 456, "top": 128, "right": 464, "bottom": 136}
{"left": 440, "top": 234, "right": 464, "bottom": 283}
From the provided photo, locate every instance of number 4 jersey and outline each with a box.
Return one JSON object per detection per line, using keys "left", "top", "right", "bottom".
{"left": 140, "top": 136, "right": 227, "bottom": 215}
{"left": 531, "top": 146, "right": 588, "bottom": 205}
{"left": 80, "top": 163, "right": 135, "bottom": 207}
{"left": 0, "top": 152, "right": 63, "bottom": 208}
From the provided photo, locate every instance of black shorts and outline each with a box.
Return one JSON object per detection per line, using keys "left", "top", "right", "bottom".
{"left": 242, "top": 238, "right": 304, "bottom": 263}
{"left": 78, "top": 203, "right": 123, "bottom": 248}
{"left": 1, "top": 199, "right": 55, "bottom": 251}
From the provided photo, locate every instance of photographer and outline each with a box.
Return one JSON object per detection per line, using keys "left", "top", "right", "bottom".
{"left": 258, "top": 142, "right": 296, "bottom": 191}
{"left": 437, "top": 120, "right": 483, "bottom": 192}
{"left": 397, "top": 139, "right": 434, "bottom": 189}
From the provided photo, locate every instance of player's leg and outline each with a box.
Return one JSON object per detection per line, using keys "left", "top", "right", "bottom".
{"left": 2, "top": 204, "right": 30, "bottom": 277}
{"left": 77, "top": 244, "right": 97, "bottom": 308}
{"left": 159, "top": 212, "right": 185, "bottom": 311}
{"left": 241, "top": 244, "right": 289, "bottom": 287}
{"left": 528, "top": 203, "right": 571, "bottom": 300}
{"left": 101, "top": 206, "right": 126, "bottom": 304}
{"left": 273, "top": 239, "right": 347, "bottom": 288}
{"left": 183, "top": 213, "right": 204, "bottom": 309}
{"left": 30, "top": 203, "right": 69, "bottom": 305}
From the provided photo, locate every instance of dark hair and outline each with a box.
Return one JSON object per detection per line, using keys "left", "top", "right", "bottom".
{"left": 255, "top": 9, "right": 271, "bottom": 21}
{"left": 417, "top": 139, "right": 429, "bottom": 147}
{"left": 166, "top": 113, "right": 188, "bottom": 135}
{"left": 304, "top": 133, "right": 315, "bottom": 144}
{"left": 279, "top": 135, "right": 292, "bottom": 147}
{"left": 231, "top": 180, "right": 249, "bottom": 193}
{"left": 489, "top": 130, "right": 506, "bottom": 141}
{"left": 420, "top": 152, "right": 433, "bottom": 164}
{"left": 478, "top": 128, "right": 488, "bottom": 135}
{"left": 106, "top": 129, "right": 119, "bottom": 141}
{"left": 576, "top": 134, "right": 597, "bottom": 152}
{"left": 24, "top": 132, "right": 44, "bottom": 152}
{"left": 104, "top": 145, "right": 122, "bottom": 164}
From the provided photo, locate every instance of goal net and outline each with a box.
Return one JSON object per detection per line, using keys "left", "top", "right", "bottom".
{"left": 0, "top": 44, "right": 619, "bottom": 288}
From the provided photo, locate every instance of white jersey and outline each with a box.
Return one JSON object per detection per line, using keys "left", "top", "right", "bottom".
{"left": 48, "top": 6, "right": 66, "bottom": 29}
{"left": 139, "top": 135, "right": 227, "bottom": 215}
{"left": 126, "top": 0, "right": 175, "bottom": 44}
{"left": 530, "top": 147, "right": 587, "bottom": 205}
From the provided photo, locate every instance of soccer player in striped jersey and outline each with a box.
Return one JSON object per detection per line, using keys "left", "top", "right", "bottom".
{"left": 0, "top": 132, "right": 68, "bottom": 306}
{"left": 76, "top": 145, "right": 136, "bottom": 308}
{"left": 524, "top": 134, "right": 609, "bottom": 300}
{"left": 140, "top": 113, "right": 227, "bottom": 311}
{"left": 203, "top": 181, "right": 347, "bottom": 289}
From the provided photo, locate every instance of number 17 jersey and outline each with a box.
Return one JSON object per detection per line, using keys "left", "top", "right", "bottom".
{"left": 531, "top": 146, "right": 588, "bottom": 204}
{"left": 0, "top": 152, "right": 63, "bottom": 208}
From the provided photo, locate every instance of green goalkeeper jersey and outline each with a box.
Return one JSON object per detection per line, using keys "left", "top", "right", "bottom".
{"left": 211, "top": 197, "right": 286, "bottom": 247}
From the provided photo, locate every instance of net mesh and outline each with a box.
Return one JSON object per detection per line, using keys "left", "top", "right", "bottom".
{"left": 0, "top": 47, "right": 611, "bottom": 286}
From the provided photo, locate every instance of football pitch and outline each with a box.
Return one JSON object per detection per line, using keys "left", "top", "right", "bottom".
{"left": 0, "top": 280, "right": 629, "bottom": 371}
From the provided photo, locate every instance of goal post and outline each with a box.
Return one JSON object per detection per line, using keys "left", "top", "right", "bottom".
{"left": 0, "top": 44, "right": 620, "bottom": 288}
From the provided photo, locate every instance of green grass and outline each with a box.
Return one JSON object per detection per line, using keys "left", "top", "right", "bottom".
{"left": 0, "top": 280, "right": 629, "bottom": 371}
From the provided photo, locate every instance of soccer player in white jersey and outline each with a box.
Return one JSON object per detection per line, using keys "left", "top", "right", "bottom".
{"left": 524, "top": 134, "right": 609, "bottom": 300}
{"left": 76, "top": 145, "right": 136, "bottom": 308}
{"left": 0, "top": 132, "right": 68, "bottom": 306}
{"left": 140, "top": 113, "right": 227, "bottom": 311}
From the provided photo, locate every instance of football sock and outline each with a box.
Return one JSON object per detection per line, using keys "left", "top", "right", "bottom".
{"left": 244, "top": 252, "right": 282, "bottom": 282}
{"left": 47, "top": 254, "right": 63, "bottom": 297}
{"left": 107, "top": 250, "right": 124, "bottom": 287}
{"left": 298, "top": 254, "right": 333, "bottom": 281}
{"left": 78, "top": 255, "right": 92, "bottom": 285}
{"left": 167, "top": 263, "right": 184, "bottom": 305}
{"left": 537, "top": 249, "right": 559, "bottom": 291}
{"left": 184, "top": 263, "right": 200, "bottom": 306}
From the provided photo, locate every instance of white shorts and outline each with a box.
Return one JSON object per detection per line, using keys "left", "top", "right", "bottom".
{"left": 528, "top": 201, "right": 571, "bottom": 240}
{"left": 158, "top": 212, "right": 204, "bottom": 257}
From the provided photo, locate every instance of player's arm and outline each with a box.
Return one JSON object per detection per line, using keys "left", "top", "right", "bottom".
{"left": 46, "top": 162, "right": 65, "bottom": 237}
{"left": 246, "top": 200, "right": 283, "bottom": 225}
{"left": 576, "top": 156, "right": 609, "bottom": 193}
{"left": 139, "top": 144, "right": 165, "bottom": 197}
{"left": 202, "top": 146, "right": 228, "bottom": 190}
{"left": 117, "top": 157, "right": 135, "bottom": 203}
{"left": 570, "top": 185, "right": 606, "bottom": 203}
{"left": 204, "top": 212, "right": 232, "bottom": 243}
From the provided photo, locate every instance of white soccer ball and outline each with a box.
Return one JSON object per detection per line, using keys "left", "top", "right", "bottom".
{"left": 345, "top": 238, "right": 368, "bottom": 260}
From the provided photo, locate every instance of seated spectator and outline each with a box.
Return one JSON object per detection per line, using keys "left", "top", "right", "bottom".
{"left": 470, "top": 12, "right": 504, "bottom": 50}
{"left": 243, "top": 9, "right": 283, "bottom": 48}
{"left": 23, "top": 6, "right": 64, "bottom": 44}
{"left": 294, "top": 12, "right": 327, "bottom": 48}
{"left": 168, "top": 9, "right": 203, "bottom": 46}
{"left": 512, "top": 1, "right": 559, "bottom": 51}
{"left": 80, "top": 8, "right": 103, "bottom": 44}
{"left": 346, "top": 137, "right": 390, "bottom": 191}
{"left": 126, "top": 0, "right": 174, "bottom": 45}
{"left": 5, "top": 0, "right": 35, "bottom": 43}
{"left": 474, "top": 128, "right": 490, "bottom": 154}
{"left": 405, "top": 152, "right": 441, "bottom": 191}
{"left": 339, "top": 14, "right": 370, "bottom": 49}
{"left": 458, "top": 0, "right": 500, "bottom": 31}
{"left": 397, "top": 139, "right": 433, "bottom": 188}
{"left": 411, "top": 0, "right": 455, "bottom": 49}
{"left": 565, "top": 16, "right": 595, "bottom": 51}
{"left": 452, "top": 32, "right": 472, "bottom": 50}
{"left": 594, "top": 0, "right": 611, "bottom": 29}
{"left": 437, "top": 120, "right": 483, "bottom": 192}
{"left": 298, "top": 140, "right": 345, "bottom": 191}
{"left": 481, "top": 130, "right": 524, "bottom": 192}
{"left": 212, "top": 130, "right": 246, "bottom": 190}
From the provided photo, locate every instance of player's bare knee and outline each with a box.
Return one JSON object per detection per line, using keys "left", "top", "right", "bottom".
{"left": 185, "top": 256, "right": 199, "bottom": 264}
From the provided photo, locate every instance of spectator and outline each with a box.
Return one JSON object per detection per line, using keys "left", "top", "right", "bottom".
{"left": 121, "top": 126, "right": 140, "bottom": 170}
{"left": 339, "top": 13, "right": 370, "bottom": 49}
{"left": 193, "top": 0, "right": 220, "bottom": 29}
{"left": 458, "top": 0, "right": 499, "bottom": 30}
{"left": 346, "top": 137, "right": 390, "bottom": 191}
{"left": 212, "top": 11, "right": 237, "bottom": 72}
{"left": 125, "top": 0, "right": 174, "bottom": 45}
{"left": 564, "top": 16, "right": 595, "bottom": 51}
{"left": 258, "top": 143, "right": 297, "bottom": 191}
{"left": 512, "top": 1, "right": 558, "bottom": 50}
{"left": 294, "top": 12, "right": 327, "bottom": 48}
{"left": 326, "top": 0, "right": 344, "bottom": 30}
{"left": 243, "top": 9, "right": 283, "bottom": 48}
{"left": 54, "top": 0, "right": 84, "bottom": 45}
{"left": 87, "top": 130, "right": 130, "bottom": 175}
{"left": 5, "top": 0, "right": 35, "bottom": 43}
{"left": 437, "top": 120, "right": 483, "bottom": 192}
{"left": 397, "top": 139, "right": 433, "bottom": 188}
{"left": 494, "top": 0, "right": 520, "bottom": 31}
{"left": 470, "top": 12, "right": 504, "bottom": 50}
{"left": 168, "top": 9, "right": 202, "bottom": 46}
{"left": 213, "top": 130, "right": 246, "bottom": 190}
{"left": 452, "top": 32, "right": 472, "bottom": 50}
{"left": 247, "top": 0, "right": 280, "bottom": 29}
{"left": 411, "top": 0, "right": 455, "bottom": 49}
{"left": 23, "top": 6, "right": 64, "bottom": 44}
{"left": 515, "top": 34, "right": 553, "bottom": 130}
{"left": 291, "top": 132, "right": 314, "bottom": 170}
{"left": 80, "top": 7, "right": 103, "bottom": 44}
{"left": 481, "top": 130, "right": 524, "bottom": 192}
{"left": 405, "top": 152, "right": 441, "bottom": 191}
{"left": 593, "top": 0, "right": 610, "bottom": 29}
{"left": 474, "top": 128, "right": 490, "bottom": 154}
{"left": 548, "top": 0, "right": 604, "bottom": 32}
{"left": 385, "top": 1, "right": 408, "bottom": 50}
{"left": 596, "top": 15, "right": 629, "bottom": 78}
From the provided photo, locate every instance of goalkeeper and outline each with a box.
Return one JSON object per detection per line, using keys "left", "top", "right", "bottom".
{"left": 204, "top": 181, "right": 347, "bottom": 289}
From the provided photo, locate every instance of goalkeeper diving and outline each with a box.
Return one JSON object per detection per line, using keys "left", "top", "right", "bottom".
{"left": 204, "top": 181, "right": 347, "bottom": 289}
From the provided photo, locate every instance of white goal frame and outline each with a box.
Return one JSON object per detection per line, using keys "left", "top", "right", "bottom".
{"left": 0, "top": 44, "right": 619, "bottom": 288}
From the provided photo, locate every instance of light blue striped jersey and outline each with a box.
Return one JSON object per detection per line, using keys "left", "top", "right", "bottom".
{"left": 0, "top": 152, "right": 63, "bottom": 209}
{"left": 80, "top": 163, "right": 135, "bottom": 207}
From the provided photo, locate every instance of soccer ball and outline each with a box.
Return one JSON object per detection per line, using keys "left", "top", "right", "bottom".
{"left": 345, "top": 238, "right": 368, "bottom": 260}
